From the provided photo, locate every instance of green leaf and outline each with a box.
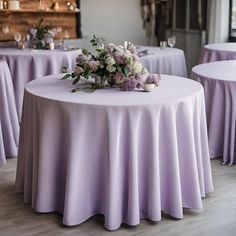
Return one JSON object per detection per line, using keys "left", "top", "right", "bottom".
{"left": 82, "top": 49, "right": 90, "bottom": 55}
{"left": 61, "top": 74, "right": 71, "bottom": 80}
{"left": 116, "top": 65, "right": 123, "bottom": 72}
{"left": 72, "top": 76, "right": 80, "bottom": 85}
{"left": 83, "top": 69, "right": 91, "bottom": 78}
{"left": 124, "top": 67, "right": 129, "bottom": 76}
{"left": 71, "top": 73, "right": 76, "bottom": 78}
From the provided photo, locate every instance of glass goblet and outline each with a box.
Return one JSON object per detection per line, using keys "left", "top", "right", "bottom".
{"left": 64, "top": 30, "right": 70, "bottom": 40}
{"left": 14, "top": 32, "right": 22, "bottom": 48}
{"left": 167, "top": 36, "right": 176, "bottom": 48}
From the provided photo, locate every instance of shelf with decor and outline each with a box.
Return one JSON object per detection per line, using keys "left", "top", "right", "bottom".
{"left": 0, "top": 0, "right": 81, "bottom": 41}
{"left": 0, "top": 9, "right": 80, "bottom": 14}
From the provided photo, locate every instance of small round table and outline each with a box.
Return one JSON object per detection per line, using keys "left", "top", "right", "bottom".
{"left": 192, "top": 60, "right": 236, "bottom": 165}
{"left": 16, "top": 74, "right": 213, "bottom": 230}
{"left": 200, "top": 43, "right": 236, "bottom": 63}
{"left": 139, "top": 46, "right": 187, "bottom": 77}
{"left": 0, "top": 48, "right": 80, "bottom": 118}
{"left": 0, "top": 60, "right": 19, "bottom": 166}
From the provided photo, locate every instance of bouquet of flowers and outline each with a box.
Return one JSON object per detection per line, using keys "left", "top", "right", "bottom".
{"left": 63, "top": 35, "right": 160, "bottom": 92}
{"left": 29, "top": 19, "right": 57, "bottom": 50}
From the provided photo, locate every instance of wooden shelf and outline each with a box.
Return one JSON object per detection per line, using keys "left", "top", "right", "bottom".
{"left": 0, "top": 0, "right": 81, "bottom": 41}
{"left": 0, "top": 9, "right": 80, "bottom": 14}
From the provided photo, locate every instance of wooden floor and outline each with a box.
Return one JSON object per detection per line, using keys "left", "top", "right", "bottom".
{"left": 0, "top": 158, "right": 235, "bottom": 236}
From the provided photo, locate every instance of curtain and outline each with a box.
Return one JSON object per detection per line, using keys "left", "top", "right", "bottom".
{"left": 141, "top": 0, "right": 172, "bottom": 45}
{"left": 207, "top": 0, "right": 230, "bottom": 43}
{"left": 141, "top": 0, "right": 156, "bottom": 45}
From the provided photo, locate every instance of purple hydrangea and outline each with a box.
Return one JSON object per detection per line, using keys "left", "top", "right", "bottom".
{"left": 45, "top": 37, "right": 53, "bottom": 44}
{"left": 113, "top": 71, "right": 125, "bottom": 84}
{"left": 135, "top": 73, "right": 145, "bottom": 88}
{"left": 88, "top": 60, "right": 99, "bottom": 72}
{"left": 146, "top": 74, "right": 161, "bottom": 85}
{"left": 120, "top": 76, "right": 138, "bottom": 91}
{"left": 113, "top": 52, "right": 127, "bottom": 64}
{"left": 29, "top": 28, "right": 37, "bottom": 38}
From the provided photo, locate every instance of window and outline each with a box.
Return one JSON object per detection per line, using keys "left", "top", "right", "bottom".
{"left": 229, "top": 0, "right": 236, "bottom": 40}
{"left": 173, "top": 0, "right": 207, "bottom": 31}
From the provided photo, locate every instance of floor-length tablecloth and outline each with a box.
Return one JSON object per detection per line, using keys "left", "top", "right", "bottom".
{"left": 139, "top": 46, "right": 187, "bottom": 77}
{"left": 0, "top": 60, "right": 19, "bottom": 166}
{"left": 0, "top": 48, "right": 80, "bottom": 118}
{"left": 16, "top": 74, "right": 213, "bottom": 230}
{"left": 200, "top": 43, "right": 236, "bottom": 63}
{"left": 192, "top": 60, "right": 236, "bottom": 165}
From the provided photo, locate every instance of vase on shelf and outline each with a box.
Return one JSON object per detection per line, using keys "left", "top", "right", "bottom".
{"left": 38, "top": 0, "right": 45, "bottom": 10}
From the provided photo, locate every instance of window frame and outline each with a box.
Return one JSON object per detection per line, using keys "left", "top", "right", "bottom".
{"left": 229, "top": 0, "right": 236, "bottom": 41}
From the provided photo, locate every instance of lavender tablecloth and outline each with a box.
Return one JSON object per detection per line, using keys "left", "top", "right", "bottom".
{"left": 192, "top": 60, "right": 236, "bottom": 165}
{"left": 0, "top": 48, "right": 80, "bottom": 118}
{"left": 16, "top": 74, "right": 213, "bottom": 230}
{"left": 139, "top": 46, "right": 187, "bottom": 77}
{"left": 200, "top": 43, "right": 236, "bottom": 64}
{"left": 0, "top": 60, "right": 19, "bottom": 166}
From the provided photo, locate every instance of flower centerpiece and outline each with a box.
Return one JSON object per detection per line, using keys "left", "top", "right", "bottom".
{"left": 29, "top": 19, "right": 57, "bottom": 50}
{"left": 62, "top": 35, "right": 160, "bottom": 92}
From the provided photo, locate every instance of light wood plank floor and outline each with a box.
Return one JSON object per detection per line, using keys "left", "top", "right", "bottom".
{"left": 0, "top": 158, "right": 235, "bottom": 236}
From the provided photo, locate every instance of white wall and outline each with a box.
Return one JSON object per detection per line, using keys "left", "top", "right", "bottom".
{"left": 80, "top": 0, "right": 147, "bottom": 48}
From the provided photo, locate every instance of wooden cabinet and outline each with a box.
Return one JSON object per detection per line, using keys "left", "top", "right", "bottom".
{"left": 0, "top": 0, "right": 81, "bottom": 41}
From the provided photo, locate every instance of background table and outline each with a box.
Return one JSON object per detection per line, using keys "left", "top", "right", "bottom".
{"left": 0, "top": 48, "right": 80, "bottom": 118}
{"left": 0, "top": 60, "right": 19, "bottom": 166}
{"left": 192, "top": 60, "right": 236, "bottom": 166}
{"left": 139, "top": 46, "right": 187, "bottom": 77}
{"left": 200, "top": 43, "right": 236, "bottom": 63}
{"left": 16, "top": 74, "right": 213, "bottom": 230}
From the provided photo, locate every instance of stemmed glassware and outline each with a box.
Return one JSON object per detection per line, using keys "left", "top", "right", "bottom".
{"left": 64, "top": 30, "right": 70, "bottom": 40}
{"left": 62, "top": 30, "right": 70, "bottom": 50}
{"left": 38, "top": 0, "right": 45, "bottom": 10}
{"left": 167, "top": 36, "right": 176, "bottom": 48}
{"left": 14, "top": 32, "right": 22, "bottom": 48}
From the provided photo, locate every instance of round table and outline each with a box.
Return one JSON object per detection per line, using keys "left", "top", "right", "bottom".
{"left": 0, "top": 60, "right": 19, "bottom": 166}
{"left": 200, "top": 43, "right": 236, "bottom": 64}
{"left": 192, "top": 60, "right": 236, "bottom": 166}
{"left": 0, "top": 48, "right": 80, "bottom": 118}
{"left": 15, "top": 74, "right": 213, "bottom": 230}
{"left": 139, "top": 46, "right": 187, "bottom": 77}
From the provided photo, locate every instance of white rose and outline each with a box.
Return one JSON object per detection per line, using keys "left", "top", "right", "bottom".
{"left": 105, "top": 56, "right": 116, "bottom": 66}
{"left": 132, "top": 61, "right": 143, "bottom": 74}
{"left": 106, "top": 64, "right": 116, "bottom": 73}
{"left": 142, "top": 67, "right": 149, "bottom": 74}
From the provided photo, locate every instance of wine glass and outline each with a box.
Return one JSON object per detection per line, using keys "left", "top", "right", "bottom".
{"left": 2, "top": 25, "right": 10, "bottom": 34}
{"left": 38, "top": 0, "right": 45, "bottom": 10}
{"left": 14, "top": 32, "right": 22, "bottom": 48}
{"left": 167, "top": 36, "right": 176, "bottom": 48}
{"left": 63, "top": 30, "right": 70, "bottom": 50}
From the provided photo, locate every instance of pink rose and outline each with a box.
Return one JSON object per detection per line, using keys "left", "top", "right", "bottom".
{"left": 113, "top": 52, "right": 126, "bottom": 64}
{"left": 88, "top": 60, "right": 100, "bottom": 72}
